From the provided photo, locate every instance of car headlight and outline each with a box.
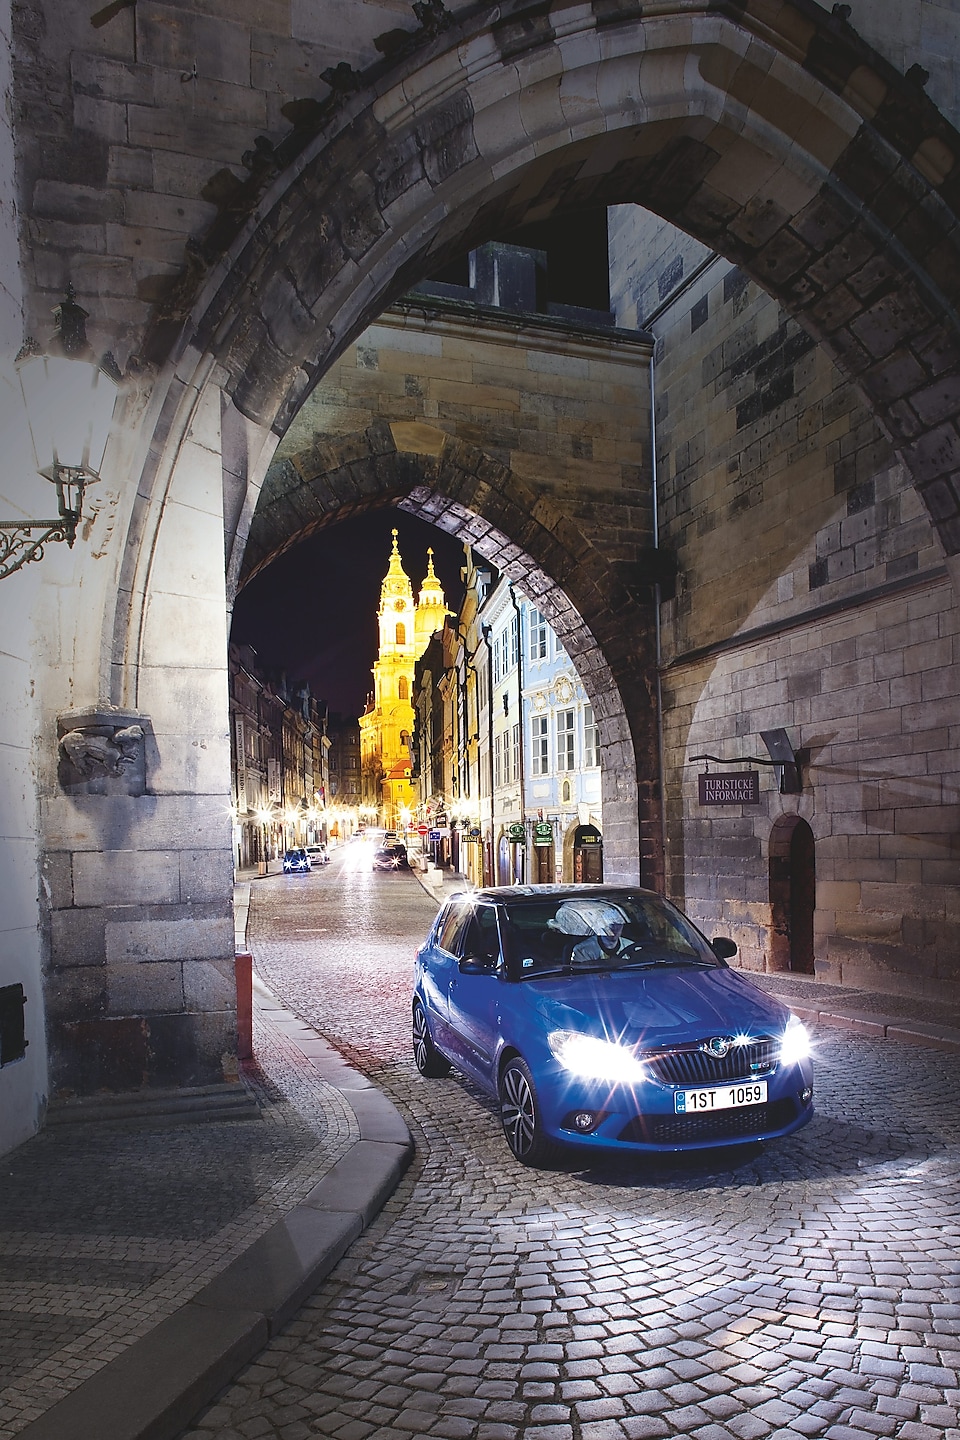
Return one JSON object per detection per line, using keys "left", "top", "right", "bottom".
{"left": 779, "top": 1015, "right": 812, "bottom": 1066}
{"left": 547, "top": 1029, "right": 649, "bottom": 1083}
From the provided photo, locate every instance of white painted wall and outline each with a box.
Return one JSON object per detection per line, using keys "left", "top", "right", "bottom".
{"left": 0, "top": 0, "right": 49, "bottom": 1155}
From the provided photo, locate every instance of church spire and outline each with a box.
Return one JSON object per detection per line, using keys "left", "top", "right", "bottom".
{"left": 415, "top": 544, "right": 446, "bottom": 654}
{"left": 380, "top": 527, "right": 410, "bottom": 606}
{"left": 418, "top": 546, "right": 443, "bottom": 600}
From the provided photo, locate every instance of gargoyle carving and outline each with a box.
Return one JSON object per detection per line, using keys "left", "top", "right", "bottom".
{"left": 60, "top": 724, "right": 144, "bottom": 778}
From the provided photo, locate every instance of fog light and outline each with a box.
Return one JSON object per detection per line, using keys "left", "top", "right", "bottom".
{"left": 800, "top": 1086, "right": 813, "bottom": 1105}
{"left": 562, "top": 1109, "right": 604, "bottom": 1134}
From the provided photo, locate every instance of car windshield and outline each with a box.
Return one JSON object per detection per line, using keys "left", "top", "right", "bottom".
{"left": 499, "top": 894, "right": 721, "bottom": 978}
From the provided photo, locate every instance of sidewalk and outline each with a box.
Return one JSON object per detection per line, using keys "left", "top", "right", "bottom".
{"left": 2, "top": 870, "right": 958, "bottom": 1440}
{"left": 0, "top": 881, "right": 412, "bottom": 1440}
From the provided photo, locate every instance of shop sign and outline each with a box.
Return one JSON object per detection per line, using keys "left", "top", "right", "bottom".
{"left": 698, "top": 771, "right": 760, "bottom": 806}
{"left": 533, "top": 821, "right": 553, "bottom": 847}
{"left": 508, "top": 823, "right": 525, "bottom": 842}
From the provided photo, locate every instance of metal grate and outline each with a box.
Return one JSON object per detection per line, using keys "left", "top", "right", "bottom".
{"left": 643, "top": 1038, "right": 779, "bottom": 1086}
{"left": 618, "top": 1098, "right": 797, "bottom": 1146}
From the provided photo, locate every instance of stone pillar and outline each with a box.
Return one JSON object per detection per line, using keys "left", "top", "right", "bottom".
{"left": 41, "top": 388, "right": 237, "bottom": 1096}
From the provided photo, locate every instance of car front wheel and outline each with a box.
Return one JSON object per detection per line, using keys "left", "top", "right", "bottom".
{"left": 412, "top": 1001, "right": 451, "bottom": 1078}
{"left": 499, "top": 1057, "right": 560, "bottom": 1167}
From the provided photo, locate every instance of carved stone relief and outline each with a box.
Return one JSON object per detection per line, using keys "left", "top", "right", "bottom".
{"left": 57, "top": 708, "right": 149, "bottom": 796}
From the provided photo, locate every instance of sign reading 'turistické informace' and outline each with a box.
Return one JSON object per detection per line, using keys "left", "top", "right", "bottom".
{"left": 698, "top": 771, "right": 760, "bottom": 805}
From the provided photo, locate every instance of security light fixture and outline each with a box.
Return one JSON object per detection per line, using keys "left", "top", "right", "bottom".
{"left": 3, "top": 287, "right": 120, "bottom": 580}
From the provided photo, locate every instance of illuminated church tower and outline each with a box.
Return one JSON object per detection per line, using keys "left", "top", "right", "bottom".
{"left": 359, "top": 531, "right": 446, "bottom": 829}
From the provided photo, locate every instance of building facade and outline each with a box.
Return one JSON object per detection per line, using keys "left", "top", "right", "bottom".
{"left": 325, "top": 714, "right": 363, "bottom": 844}
{"left": 412, "top": 557, "right": 604, "bottom": 887}
{"left": 228, "top": 644, "right": 329, "bottom": 871}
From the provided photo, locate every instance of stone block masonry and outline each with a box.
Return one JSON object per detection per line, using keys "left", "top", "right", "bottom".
{"left": 635, "top": 225, "right": 960, "bottom": 999}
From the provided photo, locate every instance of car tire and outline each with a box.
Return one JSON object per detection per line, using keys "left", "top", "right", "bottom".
{"left": 499, "top": 1057, "right": 561, "bottom": 1167}
{"left": 412, "top": 1001, "right": 451, "bottom": 1078}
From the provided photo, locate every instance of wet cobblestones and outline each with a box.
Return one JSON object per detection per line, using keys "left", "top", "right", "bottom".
{"left": 178, "top": 857, "right": 960, "bottom": 1440}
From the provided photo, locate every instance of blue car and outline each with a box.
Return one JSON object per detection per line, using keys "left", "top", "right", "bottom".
{"left": 413, "top": 885, "right": 814, "bottom": 1166}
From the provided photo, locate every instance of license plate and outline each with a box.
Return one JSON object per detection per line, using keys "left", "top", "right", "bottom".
{"left": 675, "top": 1081, "right": 767, "bottom": 1114}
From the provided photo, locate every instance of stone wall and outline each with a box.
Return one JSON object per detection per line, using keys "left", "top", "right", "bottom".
{"left": 249, "top": 301, "right": 660, "bottom": 886}
{"left": 611, "top": 207, "right": 959, "bottom": 1000}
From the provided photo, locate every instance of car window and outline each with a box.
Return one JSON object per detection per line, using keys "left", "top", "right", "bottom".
{"left": 436, "top": 902, "right": 467, "bottom": 954}
{"left": 456, "top": 905, "right": 500, "bottom": 967}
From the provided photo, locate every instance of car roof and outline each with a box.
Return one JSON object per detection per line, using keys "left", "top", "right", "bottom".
{"left": 448, "top": 884, "right": 660, "bottom": 906}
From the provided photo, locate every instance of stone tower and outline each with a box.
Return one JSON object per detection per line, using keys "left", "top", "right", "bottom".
{"left": 359, "top": 532, "right": 445, "bottom": 829}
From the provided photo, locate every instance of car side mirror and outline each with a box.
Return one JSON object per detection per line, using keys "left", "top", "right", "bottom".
{"left": 711, "top": 936, "right": 738, "bottom": 960}
{"left": 458, "top": 954, "right": 495, "bottom": 974}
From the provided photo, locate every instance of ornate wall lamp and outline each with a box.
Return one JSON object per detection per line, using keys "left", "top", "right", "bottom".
{"left": 3, "top": 287, "right": 120, "bottom": 580}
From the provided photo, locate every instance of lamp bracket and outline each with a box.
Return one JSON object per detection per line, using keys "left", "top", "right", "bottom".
{"left": 0, "top": 520, "right": 74, "bottom": 580}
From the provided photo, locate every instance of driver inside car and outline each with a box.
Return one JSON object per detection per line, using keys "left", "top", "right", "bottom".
{"left": 547, "top": 900, "right": 633, "bottom": 966}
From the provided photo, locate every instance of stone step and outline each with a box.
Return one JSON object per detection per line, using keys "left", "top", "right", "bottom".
{"left": 45, "top": 1083, "right": 261, "bottom": 1128}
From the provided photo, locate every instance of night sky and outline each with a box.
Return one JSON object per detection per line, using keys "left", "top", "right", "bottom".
{"left": 230, "top": 508, "right": 467, "bottom": 717}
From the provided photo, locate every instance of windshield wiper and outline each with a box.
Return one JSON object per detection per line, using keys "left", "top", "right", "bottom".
{"left": 521, "top": 963, "right": 614, "bottom": 979}
{"left": 613, "top": 956, "right": 717, "bottom": 971}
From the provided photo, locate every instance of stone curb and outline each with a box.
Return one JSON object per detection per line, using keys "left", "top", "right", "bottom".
{"left": 787, "top": 1003, "right": 960, "bottom": 1052}
{"left": 16, "top": 974, "right": 413, "bottom": 1440}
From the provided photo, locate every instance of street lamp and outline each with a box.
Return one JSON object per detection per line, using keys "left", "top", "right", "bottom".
{"left": 3, "top": 287, "right": 120, "bottom": 580}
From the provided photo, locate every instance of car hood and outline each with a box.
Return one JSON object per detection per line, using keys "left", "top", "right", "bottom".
{"left": 524, "top": 966, "right": 790, "bottom": 1047}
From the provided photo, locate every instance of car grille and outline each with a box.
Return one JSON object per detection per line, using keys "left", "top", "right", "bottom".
{"left": 617, "top": 1097, "right": 797, "bottom": 1146}
{"left": 642, "top": 1038, "right": 779, "bottom": 1086}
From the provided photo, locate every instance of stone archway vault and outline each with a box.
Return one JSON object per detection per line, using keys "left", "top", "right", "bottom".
{"left": 40, "top": 0, "right": 960, "bottom": 1099}
{"left": 240, "top": 419, "right": 660, "bottom": 889}
{"left": 123, "top": 0, "right": 960, "bottom": 619}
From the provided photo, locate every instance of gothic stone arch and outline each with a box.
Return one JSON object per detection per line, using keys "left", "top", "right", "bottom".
{"left": 127, "top": 0, "right": 960, "bottom": 577}
{"left": 241, "top": 422, "right": 657, "bottom": 887}
{"left": 42, "top": 0, "right": 960, "bottom": 1096}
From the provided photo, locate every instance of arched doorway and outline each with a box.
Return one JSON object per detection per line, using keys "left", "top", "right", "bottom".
{"left": 769, "top": 817, "right": 816, "bottom": 975}
{"left": 572, "top": 824, "right": 604, "bottom": 884}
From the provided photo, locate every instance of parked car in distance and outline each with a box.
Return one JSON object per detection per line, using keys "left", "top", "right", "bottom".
{"left": 282, "top": 847, "right": 311, "bottom": 873}
{"left": 413, "top": 885, "right": 814, "bottom": 1166}
{"left": 305, "top": 844, "right": 329, "bottom": 865}
{"left": 372, "top": 843, "right": 410, "bottom": 870}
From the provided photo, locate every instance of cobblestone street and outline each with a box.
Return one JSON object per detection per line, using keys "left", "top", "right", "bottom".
{"left": 181, "top": 854, "right": 960, "bottom": 1440}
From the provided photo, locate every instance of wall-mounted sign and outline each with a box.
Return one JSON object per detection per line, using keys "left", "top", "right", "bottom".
{"left": 468, "top": 827, "right": 481, "bottom": 838}
{"left": 698, "top": 771, "right": 760, "bottom": 806}
{"left": 533, "top": 821, "right": 553, "bottom": 847}
{"left": 508, "top": 823, "right": 525, "bottom": 842}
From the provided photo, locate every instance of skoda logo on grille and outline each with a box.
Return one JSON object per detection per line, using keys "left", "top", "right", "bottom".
{"left": 703, "top": 1036, "right": 733, "bottom": 1058}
